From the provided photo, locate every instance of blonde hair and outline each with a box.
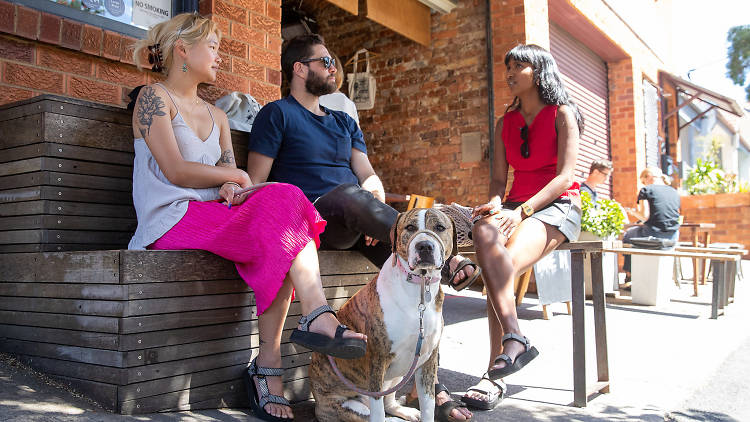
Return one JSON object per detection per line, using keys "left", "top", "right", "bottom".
{"left": 133, "top": 13, "right": 221, "bottom": 75}
{"left": 640, "top": 166, "right": 670, "bottom": 184}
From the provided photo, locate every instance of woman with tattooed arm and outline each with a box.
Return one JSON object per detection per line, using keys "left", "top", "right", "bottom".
{"left": 129, "top": 13, "right": 366, "bottom": 422}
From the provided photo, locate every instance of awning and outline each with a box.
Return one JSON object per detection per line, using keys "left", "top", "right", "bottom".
{"left": 659, "top": 71, "right": 744, "bottom": 120}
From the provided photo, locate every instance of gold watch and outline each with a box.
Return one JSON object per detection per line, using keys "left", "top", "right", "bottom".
{"left": 520, "top": 202, "right": 534, "bottom": 217}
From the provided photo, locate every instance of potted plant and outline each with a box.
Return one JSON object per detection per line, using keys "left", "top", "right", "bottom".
{"left": 579, "top": 191, "right": 626, "bottom": 294}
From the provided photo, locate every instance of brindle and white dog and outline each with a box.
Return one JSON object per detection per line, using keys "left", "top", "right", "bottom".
{"left": 310, "top": 208, "right": 457, "bottom": 422}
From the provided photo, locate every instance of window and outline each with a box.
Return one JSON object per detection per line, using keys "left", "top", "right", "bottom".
{"left": 17, "top": 0, "right": 197, "bottom": 38}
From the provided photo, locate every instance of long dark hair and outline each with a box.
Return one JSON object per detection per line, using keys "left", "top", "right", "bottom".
{"left": 504, "top": 44, "right": 584, "bottom": 134}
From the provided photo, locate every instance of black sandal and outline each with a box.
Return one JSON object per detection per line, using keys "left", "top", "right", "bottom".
{"left": 461, "top": 374, "right": 506, "bottom": 410}
{"left": 487, "top": 333, "right": 539, "bottom": 379}
{"left": 244, "top": 357, "right": 293, "bottom": 421}
{"left": 289, "top": 305, "right": 366, "bottom": 359}
{"left": 404, "top": 383, "right": 474, "bottom": 422}
{"left": 441, "top": 257, "right": 482, "bottom": 291}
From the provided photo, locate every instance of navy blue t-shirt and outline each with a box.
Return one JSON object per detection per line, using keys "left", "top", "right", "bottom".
{"left": 248, "top": 96, "right": 366, "bottom": 202}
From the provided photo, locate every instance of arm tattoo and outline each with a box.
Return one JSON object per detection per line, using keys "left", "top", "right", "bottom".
{"left": 136, "top": 86, "right": 166, "bottom": 137}
{"left": 219, "top": 149, "right": 235, "bottom": 165}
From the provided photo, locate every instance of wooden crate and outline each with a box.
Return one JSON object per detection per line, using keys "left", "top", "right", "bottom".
{"left": 0, "top": 95, "right": 251, "bottom": 253}
{"left": 0, "top": 249, "right": 377, "bottom": 414}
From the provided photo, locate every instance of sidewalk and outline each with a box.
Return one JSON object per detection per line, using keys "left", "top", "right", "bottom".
{"left": 1, "top": 261, "right": 748, "bottom": 421}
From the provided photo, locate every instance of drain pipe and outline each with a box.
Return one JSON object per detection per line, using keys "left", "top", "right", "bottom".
{"left": 485, "top": 0, "right": 495, "bottom": 180}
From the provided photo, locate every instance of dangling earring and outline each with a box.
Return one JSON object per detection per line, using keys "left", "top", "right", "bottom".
{"left": 182, "top": 63, "right": 188, "bottom": 73}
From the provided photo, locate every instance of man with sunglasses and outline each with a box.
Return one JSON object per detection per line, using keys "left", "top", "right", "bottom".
{"left": 580, "top": 159, "right": 613, "bottom": 203}
{"left": 247, "top": 34, "right": 475, "bottom": 422}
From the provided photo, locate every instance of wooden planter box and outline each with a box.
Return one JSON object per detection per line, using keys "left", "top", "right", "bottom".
{"left": 0, "top": 249, "right": 376, "bottom": 414}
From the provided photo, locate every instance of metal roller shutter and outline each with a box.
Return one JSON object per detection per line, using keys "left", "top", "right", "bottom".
{"left": 549, "top": 24, "right": 612, "bottom": 199}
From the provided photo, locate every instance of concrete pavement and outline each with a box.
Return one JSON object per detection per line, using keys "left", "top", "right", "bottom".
{"left": 1, "top": 260, "right": 748, "bottom": 421}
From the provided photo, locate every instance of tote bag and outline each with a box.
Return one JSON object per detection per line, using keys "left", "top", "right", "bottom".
{"left": 347, "top": 49, "right": 376, "bottom": 110}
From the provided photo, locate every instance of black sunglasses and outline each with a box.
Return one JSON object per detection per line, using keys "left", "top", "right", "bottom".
{"left": 299, "top": 56, "right": 336, "bottom": 69}
{"left": 520, "top": 125, "right": 530, "bottom": 158}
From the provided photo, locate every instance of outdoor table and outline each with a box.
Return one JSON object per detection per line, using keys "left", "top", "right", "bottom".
{"left": 681, "top": 222, "right": 716, "bottom": 295}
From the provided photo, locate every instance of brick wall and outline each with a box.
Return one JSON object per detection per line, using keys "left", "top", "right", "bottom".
{"left": 679, "top": 193, "right": 750, "bottom": 259}
{"left": 315, "top": 0, "right": 491, "bottom": 205}
{"left": 0, "top": 0, "right": 281, "bottom": 108}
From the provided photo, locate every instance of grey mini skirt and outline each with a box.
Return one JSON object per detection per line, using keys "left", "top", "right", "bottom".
{"left": 504, "top": 198, "right": 582, "bottom": 242}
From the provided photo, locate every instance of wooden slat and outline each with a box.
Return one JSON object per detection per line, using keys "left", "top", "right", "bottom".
{"left": 0, "top": 324, "right": 120, "bottom": 350}
{"left": 0, "top": 215, "right": 136, "bottom": 231}
{"left": 0, "top": 157, "right": 132, "bottom": 178}
{"left": 366, "top": 0, "right": 431, "bottom": 46}
{"left": 0, "top": 229, "right": 132, "bottom": 245}
{"left": 120, "top": 250, "right": 238, "bottom": 282}
{"left": 0, "top": 250, "right": 119, "bottom": 283}
{"left": 0, "top": 95, "right": 132, "bottom": 125}
{"left": 123, "top": 293, "right": 255, "bottom": 316}
{"left": 13, "top": 354, "right": 125, "bottom": 384}
{"left": 0, "top": 243, "right": 124, "bottom": 253}
{"left": 0, "top": 114, "right": 42, "bottom": 146}
{"left": 0, "top": 310, "right": 119, "bottom": 333}
{"left": 324, "top": 0, "right": 358, "bottom": 14}
{"left": 119, "top": 378, "right": 247, "bottom": 414}
{"left": 121, "top": 306, "right": 254, "bottom": 334}
{"left": 0, "top": 282, "right": 128, "bottom": 300}
{"left": 118, "top": 363, "right": 247, "bottom": 401}
{"left": 0, "top": 142, "right": 133, "bottom": 165}
{"left": 35, "top": 371, "right": 119, "bottom": 411}
{"left": 0, "top": 186, "right": 133, "bottom": 205}
{"left": 120, "top": 321, "right": 256, "bottom": 350}
{"left": 0, "top": 171, "right": 133, "bottom": 191}
{"left": 126, "top": 279, "right": 248, "bottom": 299}
{"left": 1, "top": 338, "right": 126, "bottom": 367}
{"left": 42, "top": 113, "right": 134, "bottom": 152}
{"left": 0, "top": 200, "right": 135, "bottom": 218}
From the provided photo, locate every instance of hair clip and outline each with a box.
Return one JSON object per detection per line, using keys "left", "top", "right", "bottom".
{"left": 147, "top": 43, "right": 164, "bottom": 73}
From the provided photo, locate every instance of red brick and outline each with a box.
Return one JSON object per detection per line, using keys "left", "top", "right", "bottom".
{"left": 39, "top": 13, "right": 61, "bottom": 45}
{"left": 120, "top": 36, "right": 137, "bottom": 65}
{"left": 81, "top": 25, "right": 103, "bottom": 55}
{"left": 266, "top": 68, "right": 280, "bottom": 86}
{"left": 0, "top": 36, "right": 34, "bottom": 63}
{"left": 214, "top": 16, "right": 231, "bottom": 38}
{"left": 249, "top": 79, "right": 279, "bottom": 102}
{"left": 218, "top": 53, "right": 231, "bottom": 71}
{"left": 15, "top": 6, "right": 39, "bottom": 40}
{"left": 215, "top": 0, "right": 246, "bottom": 23}
{"left": 234, "top": 0, "right": 264, "bottom": 14}
{"left": 61, "top": 19, "right": 82, "bottom": 50}
{"left": 231, "top": 22, "right": 264, "bottom": 48}
{"left": 250, "top": 14, "right": 279, "bottom": 37}
{"left": 97, "top": 61, "right": 146, "bottom": 87}
{"left": 232, "top": 57, "right": 263, "bottom": 80}
{"left": 215, "top": 70, "right": 249, "bottom": 93}
{"left": 250, "top": 47, "right": 279, "bottom": 70}
{"left": 0, "top": 1, "right": 13, "bottom": 34}
{"left": 267, "top": 3, "right": 281, "bottom": 21}
{"left": 102, "top": 31, "right": 122, "bottom": 60}
{"left": 219, "top": 37, "right": 248, "bottom": 58}
{"left": 198, "top": 83, "right": 228, "bottom": 104}
{"left": 267, "top": 35, "right": 281, "bottom": 55}
{"left": 4, "top": 62, "right": 63, "bottom": 93}
{"left": 67, "top": 76, "right": 119, "bottom": 105}
{"left": 38, "top": 46, "right": 92, "bottom": 76}
{"left": 0, "top": 84, "right": 33, "bottom": 105}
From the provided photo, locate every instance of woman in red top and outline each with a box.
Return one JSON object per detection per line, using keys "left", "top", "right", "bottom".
{"left": 461, "top": 44, "right": 584, "bottom": 410}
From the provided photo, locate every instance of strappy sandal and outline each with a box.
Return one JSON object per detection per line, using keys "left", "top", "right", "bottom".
{"left": 441, "top": 256, "right": 482, "bottom": 291}
{"left": 487, "top": 333, "right": 539, "bottom": 379}
{"left": 461, "top": 374, "right": 506, "bottom": 410}
{"left": 404, "top": 383, "right": 474, "bottom": 421}
{"left": 244, "top": 357, "right": 293, "bottom": 421}
{"left": 289, "top": 304, "right": 366, "bottom": 359}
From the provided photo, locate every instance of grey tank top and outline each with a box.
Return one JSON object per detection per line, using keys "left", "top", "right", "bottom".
{"left": 128, "top": 84, "right": 221, "bottom": 250}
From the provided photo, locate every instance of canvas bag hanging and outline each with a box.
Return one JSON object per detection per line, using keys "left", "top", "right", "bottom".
{"left": 347, "top": 49, "right": 376, "bottom": 110}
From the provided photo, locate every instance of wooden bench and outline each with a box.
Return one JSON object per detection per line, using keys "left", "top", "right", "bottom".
{"left": 604, "top": 247, "right": 740, "bottom": 319}
{"left": 0, "top": 249, "right": 377, "bottom": 414}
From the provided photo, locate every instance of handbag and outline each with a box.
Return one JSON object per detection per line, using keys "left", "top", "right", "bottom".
{"left": 347, "top": 49, "right": 376, "bottom": 110}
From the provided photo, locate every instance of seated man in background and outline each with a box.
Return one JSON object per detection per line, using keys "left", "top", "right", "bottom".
{"left": 247, "top": 33, "right": 477, "bottom": 422}
{"left": 580, "top": 159, "right": 612, "bottom": 203}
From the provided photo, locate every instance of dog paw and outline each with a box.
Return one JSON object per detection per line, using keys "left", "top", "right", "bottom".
{"left": 386, "top": 417, "right": 415, "bottom": 422}
{"left": 342, "top": 399, "right": 370, "bottom": 416}
{"left": 386, "top": 405, "right": 421, "bottom": 422}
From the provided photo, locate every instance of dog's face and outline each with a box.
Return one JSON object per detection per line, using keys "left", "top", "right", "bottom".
{"left": 391, "top": 208, "right": 456, "bottom": 271}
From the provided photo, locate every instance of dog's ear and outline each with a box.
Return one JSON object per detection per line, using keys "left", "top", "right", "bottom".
{"left": 390, "top": 212, "right": 404, "bottom": 258}
{"left": 450, "top": 215, "right": 458, "bottom": 258}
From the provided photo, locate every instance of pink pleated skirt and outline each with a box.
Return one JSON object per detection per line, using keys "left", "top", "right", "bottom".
{"left": 149, "top": 183, "right": 326, "bottom": 315}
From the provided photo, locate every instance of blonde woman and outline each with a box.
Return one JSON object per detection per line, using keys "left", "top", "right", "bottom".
{"left": 129, "top": 13, "right": 366, "bottom": 422}
{"left": 318, "top": 52, "right": 359, "bottom": 125}
{"left": 622, "top": 166, "right": 681, "bottom": 284}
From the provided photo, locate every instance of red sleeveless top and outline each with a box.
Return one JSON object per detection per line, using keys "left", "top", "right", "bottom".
{"left": 502, "top": 105, "right": 579, "bottom": 202}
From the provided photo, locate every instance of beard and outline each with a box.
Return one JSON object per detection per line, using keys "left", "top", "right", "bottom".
{"left": 305, "top": 71, "right": 336, "bottom": 96}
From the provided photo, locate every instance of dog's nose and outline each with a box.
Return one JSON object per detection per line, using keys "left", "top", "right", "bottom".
{"left": 416, "top": 241, "right": 435, "bottom": 261}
